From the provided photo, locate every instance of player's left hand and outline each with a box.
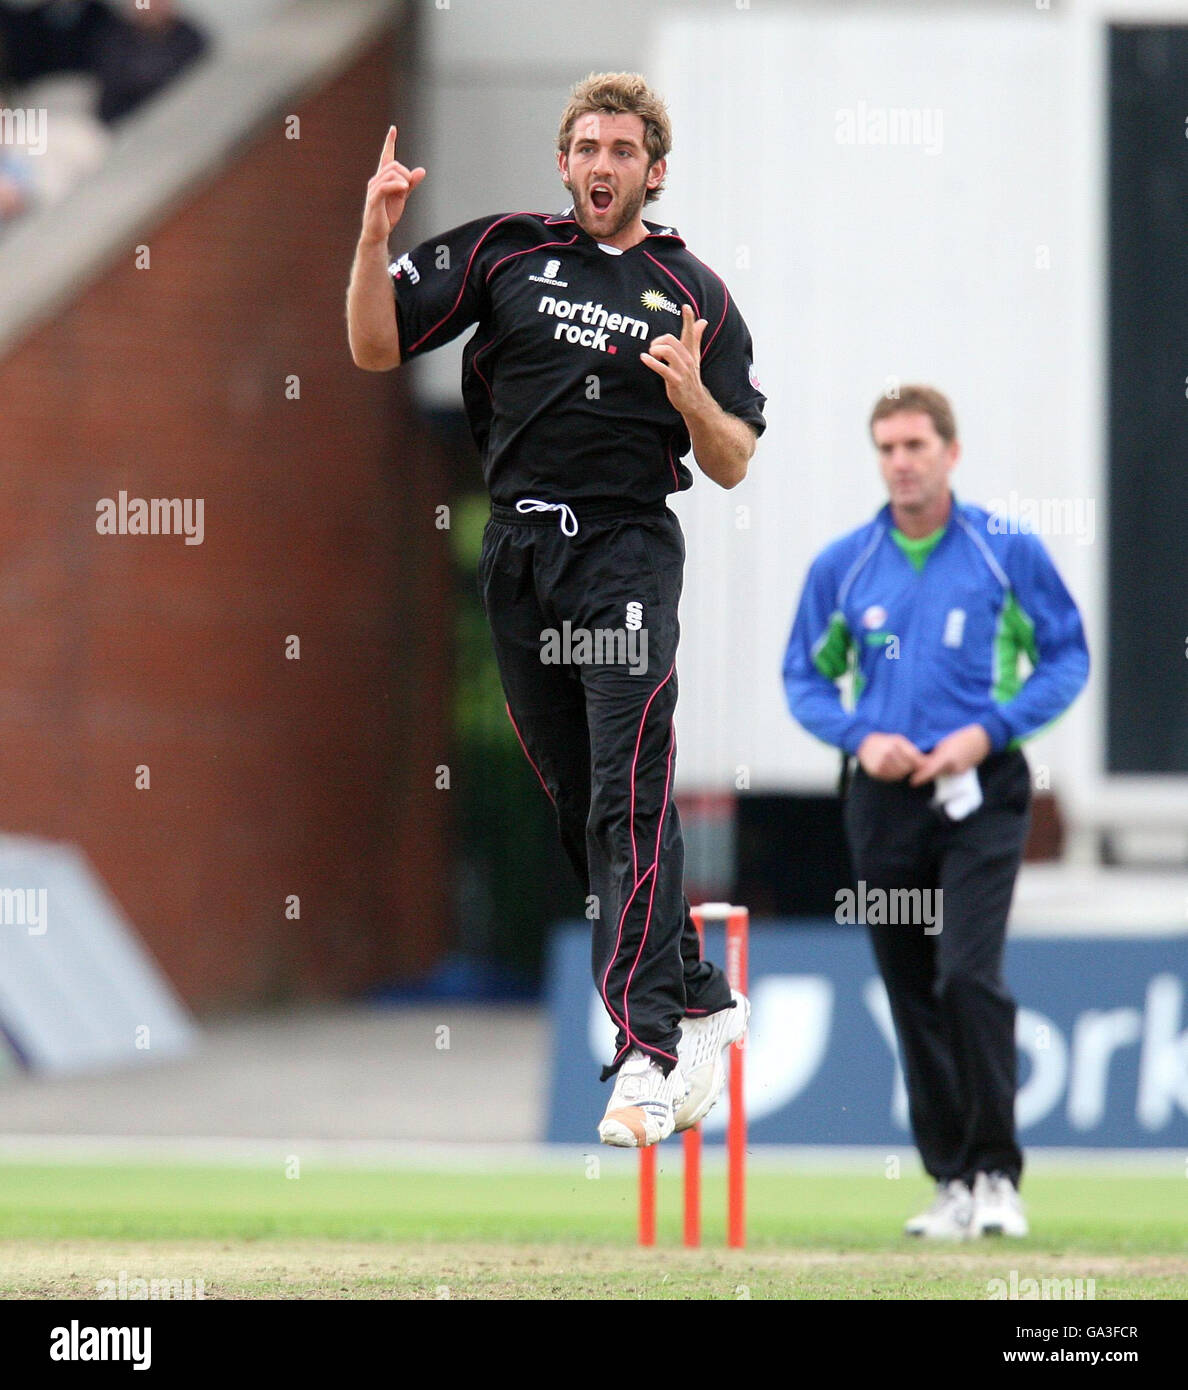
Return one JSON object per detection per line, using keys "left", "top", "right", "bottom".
{"left": 909, "top": 724, "right": 992, "bottom": 786}
{"left": 641, "top": 304, "right": 711, "bottom": 418}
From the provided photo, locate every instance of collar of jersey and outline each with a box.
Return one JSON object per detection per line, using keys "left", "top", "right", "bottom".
{"left": 543, "top": 209, "right": 686, "bottom": 247}
{"left": 875, "top": 492, "right": 963, "bottom": 535}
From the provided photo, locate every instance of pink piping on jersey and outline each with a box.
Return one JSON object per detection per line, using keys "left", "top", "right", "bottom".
{"left": 665, "top": 442, "right": 679, "bottom": 491}
{"left": 405, "top": 212, "right": 538, "bottom": 355}
{"left": 600, "top": 863, "right": 654, "bottom": 1041}
{"left": 505, "top": 703, "right": 555, "bottom": 805}
{"left": 510, "top": 695, "right": 677, "bottom": 1067}
{"left": 627, "top": 662, "right": 675, "bottom": 884}
{"left": 611, "top": 713, "right": 679, "bottom": 1069}
{"left": 484, "top": 237, "right": 578, "bottom": 284}
{"left": 642, "top": 250, "right": 733, "bottom": 358}
{"left": 641, "top": 249, "right": 701, "bottom": 330}
{"left": 472, "top": 340, "right": 495, "bottom": 401}
{"left": 507, "top": 670, "right": 671, "bottom": 1059}
{"left": 473, "top": 235, "right": 578, "bottom": 396}
{"left": 603, "top": 662, "right": 680, "bottom": 1067}
{"left": 685, "top": 252, "right": 731, "bottom": 354}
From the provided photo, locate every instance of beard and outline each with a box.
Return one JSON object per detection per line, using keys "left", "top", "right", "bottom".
{"left": 568, "top": 171, "right": 650, "bottom": 241}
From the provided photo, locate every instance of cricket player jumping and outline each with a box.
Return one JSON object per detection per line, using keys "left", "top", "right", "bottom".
{"left": 346, "top": 73, "right": 765, "bottom": 1147}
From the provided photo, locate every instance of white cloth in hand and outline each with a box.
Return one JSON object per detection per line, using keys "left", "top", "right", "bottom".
{"left": 931, "top": 767, "right": 983, "bottom": 821}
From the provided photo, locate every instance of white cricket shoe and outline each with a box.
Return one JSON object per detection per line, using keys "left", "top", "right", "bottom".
{"left": 597, "top": 1049, "right": 689, "bottom": 1148}
{"left": 673, "top": 991, "right": 750, "bottom": 1133}
{"left": 904, "top": 1180, "right": 974, "bottom": 1239}
{"left": 971, "top": 1171, "right": 1029, "bottom": 1237}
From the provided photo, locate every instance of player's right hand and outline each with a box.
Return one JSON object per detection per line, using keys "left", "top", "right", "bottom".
{"left": 857, "top": 732, "right": 925, "bottom": 781}
{"left": 362, "top": 125, "right": 426, "bottom": 245}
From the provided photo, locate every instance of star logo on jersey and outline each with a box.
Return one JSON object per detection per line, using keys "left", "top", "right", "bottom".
{"left": 640, "top": 288, "right": 680, "bottom": 315}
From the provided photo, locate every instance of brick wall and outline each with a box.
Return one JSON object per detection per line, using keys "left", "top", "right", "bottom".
{"left": 0, "top": 38, "right": 453, "bottom": 1008}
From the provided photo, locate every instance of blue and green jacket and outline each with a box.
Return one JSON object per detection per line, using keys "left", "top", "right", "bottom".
{"left": 782, "top": 499, "right": 1089, "bottom": 755}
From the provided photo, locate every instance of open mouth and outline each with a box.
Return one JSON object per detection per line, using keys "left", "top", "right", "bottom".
{"left": 590, "top": 184, "right": 613, "bottom": 213}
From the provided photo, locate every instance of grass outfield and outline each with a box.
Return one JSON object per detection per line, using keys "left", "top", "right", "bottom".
{"left": 0, "top": 1162, "right": 1185, "bottom": 1299}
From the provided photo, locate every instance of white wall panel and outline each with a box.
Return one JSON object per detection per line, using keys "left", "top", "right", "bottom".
{"left": 653, "top": 10, "right": 1084, "bottom": 795}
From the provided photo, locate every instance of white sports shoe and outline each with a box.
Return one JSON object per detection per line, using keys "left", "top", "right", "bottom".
{"left": 904, "top": 1180, "right": 973, "bottom": 1239}
{"left": 673, "top": 991, "right": 750, "bottom": 1132}
{"left": 597, "top": 1049, "right": 689, "bottom": 1148}
{"left": 971, "top": 1171, "right": 1029, "bottom": 1237}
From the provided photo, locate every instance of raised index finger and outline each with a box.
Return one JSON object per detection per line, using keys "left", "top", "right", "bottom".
{"left": 376, "top": 125, "right": 397, "bottom": 173}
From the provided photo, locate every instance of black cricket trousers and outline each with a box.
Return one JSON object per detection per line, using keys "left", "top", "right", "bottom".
{"left": 478, "top": 500, "right": 734, "bottom": 1080}
{"left": 844, "top": 750, "right": 1032, "bottom": 1186}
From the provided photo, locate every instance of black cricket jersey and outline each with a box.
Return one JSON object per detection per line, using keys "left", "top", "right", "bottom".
{"left": 389, "top": 210, "right": 767, "bottom": 509}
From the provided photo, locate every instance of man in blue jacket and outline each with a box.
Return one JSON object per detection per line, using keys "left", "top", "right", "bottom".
{"left": 783, "top": 385, "right": 1088, "bottom": 1239}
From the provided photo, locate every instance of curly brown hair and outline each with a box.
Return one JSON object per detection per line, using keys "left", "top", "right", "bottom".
{"left": 557, "top": 72, "right": 672, "bottom": 205}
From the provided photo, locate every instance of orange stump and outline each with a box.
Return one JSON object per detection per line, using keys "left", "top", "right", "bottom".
{"left": 638, "top": 1142, "right": 657, "bottom": 1246}
{"left": 682, "top": 1127, "right": 702, "bottom": 1246}
{"left": 725, "top": 905, "right": 749, "bottom": 1248}
{"left": 637, "top": 903, "right": 749, "bottom": 1249}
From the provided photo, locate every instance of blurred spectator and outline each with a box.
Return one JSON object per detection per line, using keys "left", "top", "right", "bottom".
{"left": 0, "top": 0, "right": 206, "bottom": 224}
{"left": 0, "top": 0, "right": 207, "bottom": 124}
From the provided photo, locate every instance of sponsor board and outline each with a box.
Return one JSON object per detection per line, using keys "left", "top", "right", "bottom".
{"left": 545, "top": 924, "right": 1188, "bottom": 1146}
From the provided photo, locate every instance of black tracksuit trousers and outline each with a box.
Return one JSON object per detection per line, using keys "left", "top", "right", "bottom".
{"left": 843, "top": 750, "right": 1032, "bottom": 1186}
{"left": 478, "top": 501, "right": 733, "bottom": 1079}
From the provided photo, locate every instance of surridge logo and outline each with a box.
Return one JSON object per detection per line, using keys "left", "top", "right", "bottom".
{"left": 529, "top": 256, "right": 569, "bottom": 288}
{"left": 641, "top": 288, "right": 679, "bottom": 314}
